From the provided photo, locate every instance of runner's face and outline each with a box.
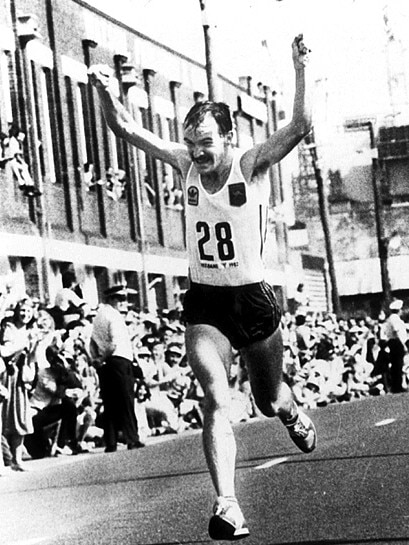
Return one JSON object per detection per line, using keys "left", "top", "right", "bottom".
{"left": 184, "top": 113, "right": 231, "bottom": 174}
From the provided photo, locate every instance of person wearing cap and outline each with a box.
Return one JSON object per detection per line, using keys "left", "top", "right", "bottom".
{"left": 90, "top": 285, "right": 144, "bottom": 451}
{"left": 384, "top": 299, "right": 408, "bottom": 393}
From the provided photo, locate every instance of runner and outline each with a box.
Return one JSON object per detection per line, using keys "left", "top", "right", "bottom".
{"left": 89, "top": 33, "right": 316, "bottom": 541}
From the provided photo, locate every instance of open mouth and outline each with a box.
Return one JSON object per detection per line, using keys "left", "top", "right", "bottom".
{"left": 194, "top": 157, "right": 211, "bottom": 168}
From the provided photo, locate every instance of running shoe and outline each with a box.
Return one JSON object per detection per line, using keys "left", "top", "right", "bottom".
{"left": 208, "top": 496, "right": 250, "bottom": 541}
{"left": 285, "top": 409, "right": 317, "bottom": 453}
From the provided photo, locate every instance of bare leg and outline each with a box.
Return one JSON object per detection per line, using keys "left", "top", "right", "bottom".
{"left": 241, "top": 328, "right": 295, "bottom": 421}
{"left": 242, "top": 327, "right": 317, "bottom": 453}
{"left": 185, "top": 324, "right": 236, "bottom": 497}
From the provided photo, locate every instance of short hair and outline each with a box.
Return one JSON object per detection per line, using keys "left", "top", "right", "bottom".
{"left": 183, "top": 101, "right": 233, "bottom": 136}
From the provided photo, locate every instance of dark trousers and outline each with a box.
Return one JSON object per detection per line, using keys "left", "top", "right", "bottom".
{"left": 25, "top": 397, "right": 78, "bottom": 459}
{"left": 97, "top": 356, "right": 139, "bottom": 450}
{"left": 388, "top": 339, "right": 405, "bottom": 393}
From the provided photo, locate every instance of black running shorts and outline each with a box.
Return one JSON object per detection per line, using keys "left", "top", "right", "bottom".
{"left": 182, "top": 281, "right": 282, "bottom": 349}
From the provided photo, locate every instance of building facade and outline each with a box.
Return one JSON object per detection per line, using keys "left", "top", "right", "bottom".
{"left": 0, "top": 0, "right": 296, "bottom": 313}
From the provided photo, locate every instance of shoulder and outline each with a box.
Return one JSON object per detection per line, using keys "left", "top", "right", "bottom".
{"left": 238, "top": 147, "right": 269, "bottom": 184}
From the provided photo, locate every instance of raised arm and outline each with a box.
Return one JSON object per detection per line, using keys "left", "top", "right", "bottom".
{"left": 242, "top": 34, "right": 312, "bottom": 178}
{"left": 88, "top": 65, "right": 190, "bottom": 173}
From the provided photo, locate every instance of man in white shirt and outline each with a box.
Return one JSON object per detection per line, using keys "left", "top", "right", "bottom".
{"left": 384, "top": 299, "right": 408, "bottom": 393}
{"left": 90, "top": 285, "right": 144, "bottom": 452}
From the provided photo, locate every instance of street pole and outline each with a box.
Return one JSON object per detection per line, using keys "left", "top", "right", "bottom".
{"left": 344, "top": 120, "right": 392, "bottom": 309}
{"left": 307, "top": 142, "right": 341, "bottom": 315}
{"left": 198, "top": 0, "right": 219, "bottom": 101}
{"left": 367, "top": 122, "right": 392, "bottom": 309}
{"left": 17, "top": 15, "right": 51, "bottom": 304}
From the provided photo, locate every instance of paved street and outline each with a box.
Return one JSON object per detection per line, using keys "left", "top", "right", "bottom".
{"left": 2, "top": 393, "right": 409, "bottom": 545}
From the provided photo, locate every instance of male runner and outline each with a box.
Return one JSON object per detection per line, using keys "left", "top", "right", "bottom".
{"left": 89, "top": 33, "right": 316, "bottom": 541}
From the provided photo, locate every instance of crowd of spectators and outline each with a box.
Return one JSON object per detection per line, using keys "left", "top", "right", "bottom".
{"left": 0, "top": 279, "right": 408, "bottom": 474}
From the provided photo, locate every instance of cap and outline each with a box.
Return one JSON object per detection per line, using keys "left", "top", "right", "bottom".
{"left": 389, "top": 299, "right": 403, "bottom": 310}
{"left": 104, "top": 284, "right": 138, "bottom": 298}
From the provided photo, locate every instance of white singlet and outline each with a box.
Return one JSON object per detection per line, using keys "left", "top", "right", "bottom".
{"left": 185, "top": 148, "right": 271, "bottom": 286}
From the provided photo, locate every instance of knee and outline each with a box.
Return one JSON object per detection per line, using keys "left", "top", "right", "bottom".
{"left": 202, "top": 388, "right": 230, "bottom": 417}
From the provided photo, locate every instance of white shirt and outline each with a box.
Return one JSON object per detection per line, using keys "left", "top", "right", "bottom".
{"left": 54, "top": 288, "right": 84, "bottom": 312}
{"left": 185, "top": 148, "right": 270, "bottom": 286}
{"left": 91, "top": 304, "right": 133, "bottom": 361}
{"left": 384, "top": 313, "right": 408, "bottom": 345}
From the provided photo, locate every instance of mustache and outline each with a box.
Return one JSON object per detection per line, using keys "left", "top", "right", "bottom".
{"left": 193, "top": 155, "right": 211, "bottom": 163}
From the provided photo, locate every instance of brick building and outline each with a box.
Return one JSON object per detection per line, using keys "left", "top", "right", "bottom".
{"left": 0, "top": 0, "right": 295, "bottom": 313}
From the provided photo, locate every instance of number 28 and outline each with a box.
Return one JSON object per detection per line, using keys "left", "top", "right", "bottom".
{"left": 196, "top": 221, "right": 235, "bottom": 261}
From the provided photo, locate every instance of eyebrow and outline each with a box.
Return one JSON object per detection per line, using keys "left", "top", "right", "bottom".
{"left": 184, "top": 135, "right": 214, "bottom": 144}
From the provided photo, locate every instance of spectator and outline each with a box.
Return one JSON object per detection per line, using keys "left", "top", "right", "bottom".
{"left": 384, "top": 299, "right": 408, "bottom": 393}
{"left": 0, "top": 356, "right": 9, "bottom": 475}
{"left": 49, "top": 270, "right": 90, "bottom": 330}
{"left": 1, "top": 124, "right": 39, "bottom": 196}
{"left": 294, "top": 282, "right": 310, "bottom": 315}
{"left": 90, "top": 284, "right": 145, "bottom": 452}
{"left": 294, "top": 312, "right": 316, "bottom": 366}
{"left": 0, "top": 297, "right": 37, "bottom": 470}
{"left": 24, "top": 346, "right": 87, "bottom": 459}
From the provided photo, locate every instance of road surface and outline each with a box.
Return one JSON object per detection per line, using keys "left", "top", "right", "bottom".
{"left": 2, "top": 393, "right": 409, "bottom": 544}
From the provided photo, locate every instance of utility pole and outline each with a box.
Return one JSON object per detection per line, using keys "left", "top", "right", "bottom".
{"left": 305, "top": 136, "right": 341, "bottom": 315}
{"left": 344, "top": 120, "right": 392, "bottom": 309}
{"left": 198, "top": 0, "right": 219, "bottom": 101}
{"left": 17, "top": 14, "right": 51, "bottom": 303}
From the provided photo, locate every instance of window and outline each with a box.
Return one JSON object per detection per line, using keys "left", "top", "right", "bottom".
{"left": 158, "top": 113, "right": 183, "bottom": 210}
{"left": 78, "top": 82, "right": 97, "bottom": 189}
{"left": 40, "top": 67, "right": 59, "bottom": 183}
{"left": 0, "top": 51, "right": 13, "bottom": 129}
{"left": 140, "top": 107, "right": 156, "bottom": 206}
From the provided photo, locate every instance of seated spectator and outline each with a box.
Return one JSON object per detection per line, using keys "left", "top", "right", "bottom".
{"left": 49, "top": 270, "right": 90, "bottom": 330}
{"left": 1, "top": 124, "right": 39, "bottom": 196}
{"left": 24, "top": 346, "right": 87, "bottom": 459}
{"left": 134, "top": 379, "right": 151, "bottom": 442}
{"left": 67, "top": 339, "right": 101, "bottom": 449}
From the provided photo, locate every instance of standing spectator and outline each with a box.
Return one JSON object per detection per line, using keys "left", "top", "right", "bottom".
{"left": 294, "top": 283, "right": 310, "bottom": 315}
{"left": 294, "top": 312, "right": 315, "bottom": 366}
{"left": 90, "top": 285, "right": 145, "bottom": 452}
{"left": 384, "top": 300, "right": 408, "bottom": 393}
{"left": 0, "top": 356, "right": 9, "bottom": 475}
{"left": 0, "top": 298, "right": 37, "bottom": 470}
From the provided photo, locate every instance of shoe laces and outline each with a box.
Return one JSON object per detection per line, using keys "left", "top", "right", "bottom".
{"left": 289, "top": 414, "right": 309, "bottom": 438}
{"left": 213, "top": 496, "right": 239, "bottom": 517}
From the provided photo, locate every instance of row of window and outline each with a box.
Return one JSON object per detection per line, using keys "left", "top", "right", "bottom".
{"left": 0, "top": 47, "right": 184, "bottom": 219}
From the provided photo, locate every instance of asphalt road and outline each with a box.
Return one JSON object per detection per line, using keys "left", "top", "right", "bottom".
{"left": 2, "top": 393, "right": 409, "bottom": 545}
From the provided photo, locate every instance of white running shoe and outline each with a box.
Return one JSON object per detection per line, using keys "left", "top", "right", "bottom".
{"left": 285, "top": 409, "right": 317, "bottom": 453}
{"left": 208, "top": 496, "right": 250, "bottom": 541}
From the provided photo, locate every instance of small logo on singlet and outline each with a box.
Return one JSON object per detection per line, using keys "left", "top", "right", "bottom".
{"left": 188, "top": 186, "right": 199, "bottom": 206}
{"left": 229, "top": 183, "right": 247, "bottom": 207}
